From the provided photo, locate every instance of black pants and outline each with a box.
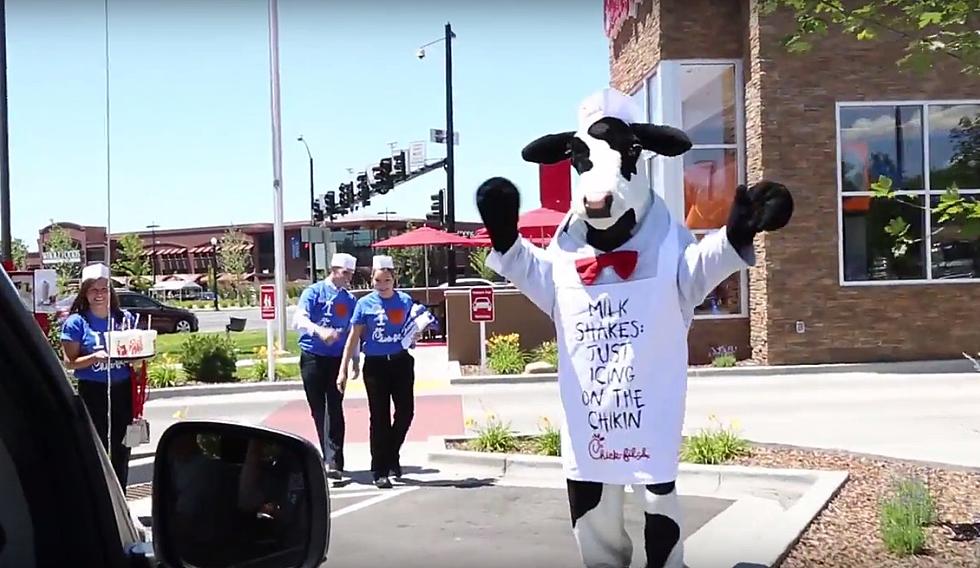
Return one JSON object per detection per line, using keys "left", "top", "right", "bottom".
{"left": 78, "top": 379, "right": 133, "bottom": 488}
{"left": 299, "top": 352, "right": 345, "bottom": 469}
{"left": 362, "top": 352, "right": 415, "bottom": 479}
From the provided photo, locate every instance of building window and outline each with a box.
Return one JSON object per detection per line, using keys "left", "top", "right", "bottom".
{"left": 838, "top": 102, "right": 980, "bottom": 283}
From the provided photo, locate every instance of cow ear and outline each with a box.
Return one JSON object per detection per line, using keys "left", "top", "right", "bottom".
{"left": 521, "top": 132, "right": 575, "bottom": 164}
{"left": 631, "top": 124, "right": 692, "bottom": 157}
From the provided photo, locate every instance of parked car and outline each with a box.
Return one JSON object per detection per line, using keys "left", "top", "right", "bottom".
{"left": 0, "top": 264, "right": 332, "bottom": 567}
{"left": 436, "top": 277, "right": 500, "bottom": 288}
{"left": 55, "top": 290, "right": 199, "bottom": 334}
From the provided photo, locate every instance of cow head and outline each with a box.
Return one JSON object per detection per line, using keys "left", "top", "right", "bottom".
{"left": 521, "top": 89, "right": 691, "bottom": 232}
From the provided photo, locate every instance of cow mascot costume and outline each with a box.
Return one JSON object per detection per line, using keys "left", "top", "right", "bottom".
{"left": 476, "top": 88, "right": 794, "bottom": 568}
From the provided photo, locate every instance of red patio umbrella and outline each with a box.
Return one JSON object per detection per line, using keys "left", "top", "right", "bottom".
{"left": 473, "top": 206, "right": 567, "bottom": 240}
{"left": 370, "top": 225, "right": 474, "bottom": 296}
{"left": 370, "top": 225, "right": 474, "bottom": 248}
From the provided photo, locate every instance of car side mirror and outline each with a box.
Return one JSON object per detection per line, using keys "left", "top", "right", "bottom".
{"left": 151, "top": 421, "right": 330, "bottom": 568}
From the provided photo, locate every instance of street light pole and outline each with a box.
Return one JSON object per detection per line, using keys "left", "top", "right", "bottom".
{"left": 444, "top": 21, "right": 457, "bottom": 286}
{"left": 298, "top": 135, "right": 317, "bottom": 283}
{"left": 146, "top": 223, "right": 159, "bottom": 284}
{"left": 209, "top": 237, "right": 219, "bottom": 312}
{"left": 266, "top": 0, "right": 287, "bottom": 347}
{"left": 0, "top": 0, "right": 11, "bottom": 265}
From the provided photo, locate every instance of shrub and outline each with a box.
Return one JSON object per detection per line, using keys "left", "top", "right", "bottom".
{"left": 465, "top": 413, "right": 518, "bottom": 453}
{"left": 147, "top": 353, "right": 184, "bottom": 388}
{"left": 486, "top": 333, "right": 528, "bottom": 374}
{"left": 711, "top": 353, "right": 737, "bottom": 367}
{"left": 179, "top": 334, "right": 237, "bottom": 383}
{"left": 531, "top": 340, "right": 559, "bottom": 367}
{"left": 680, "top": 414, "right": 750, "bottom": 464}
{"left": 535, "top": 416, "right": 561, "bottom": 456}
{"left": 879, "top": 475, "right": 935, "bottom": 556}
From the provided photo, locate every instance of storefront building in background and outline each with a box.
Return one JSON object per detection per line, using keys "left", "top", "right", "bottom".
{"left": 608, "top": 0, "right": 980, "bottom": 365}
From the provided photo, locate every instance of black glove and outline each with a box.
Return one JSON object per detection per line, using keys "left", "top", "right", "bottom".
{"left": 725, "top": 180, "right": 794, "bottom": 251}
{"left": 476, "top": 177, "right": 521, "bottom": 253}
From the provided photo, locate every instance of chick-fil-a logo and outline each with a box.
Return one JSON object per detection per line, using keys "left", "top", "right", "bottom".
{"left": 587, "top": 433, "right": 650, "bottom": 463}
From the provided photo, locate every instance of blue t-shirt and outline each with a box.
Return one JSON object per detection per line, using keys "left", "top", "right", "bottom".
{"left": 351, "top": 291, "right": 416, "bottom": 357}
{"left": 297, "top": 281, "right": 357, "bottom": 357}
{"left": 60, "top": 310, "right": 137, "bottom": 384}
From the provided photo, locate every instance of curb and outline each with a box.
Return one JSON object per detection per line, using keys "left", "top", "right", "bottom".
{"left": 449, "top": 357, "right": 976, "bottom": 384}
{"left": 147, "top": 380, "right": 305, "bottom": 401}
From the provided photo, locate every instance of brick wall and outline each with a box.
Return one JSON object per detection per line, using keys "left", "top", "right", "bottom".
{"left": 751, "top": 2, "right": 980, "bottom": 364}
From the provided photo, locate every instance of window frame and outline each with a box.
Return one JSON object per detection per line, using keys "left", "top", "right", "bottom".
{"left": 634, "top": 59, "right": 749, "bottom": 320}
{"left": 836, "top": 99, "right": 980, "bottom": 287}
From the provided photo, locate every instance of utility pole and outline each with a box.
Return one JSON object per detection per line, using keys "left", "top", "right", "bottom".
{"left": 0, "top": 0, "right": 11, "bottom": 265}
{"left": 444, "top": 21, "right": 456, "bottom": 286}
{"left": 146, "top": 223, "right": 159, "bottom": 284}
{"left": 298, "top": 135, "right": 316, "bottom": 283}
{"left": 267, "top": 0, "right": 287, "bottom": 347}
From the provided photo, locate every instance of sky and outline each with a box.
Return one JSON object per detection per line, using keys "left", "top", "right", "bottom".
{"left": 4, "top": 0, "right": 611, "bottom": 251}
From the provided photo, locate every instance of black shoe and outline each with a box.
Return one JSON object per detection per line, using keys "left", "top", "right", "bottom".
{"left": 374, "top": 476, "right": 392, "bottom": 489}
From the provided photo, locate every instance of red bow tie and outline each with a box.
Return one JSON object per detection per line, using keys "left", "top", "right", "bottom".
{"left": 575, "top": 251, "right": 638, "bottom": 285}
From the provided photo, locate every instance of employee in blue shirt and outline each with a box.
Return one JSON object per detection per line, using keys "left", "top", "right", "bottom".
{"left": 293, "top": 252, "right": 360, "bottom": 479}
{"left": 61, "top": 263, "right": 139, "bottom": 487}
{"left": 338, "top": 254, "right": 418, "bottom": 489}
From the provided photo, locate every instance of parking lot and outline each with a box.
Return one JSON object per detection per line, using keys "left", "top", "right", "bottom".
{"left": 324, "top": 476, "right": 733, "bottom": 568}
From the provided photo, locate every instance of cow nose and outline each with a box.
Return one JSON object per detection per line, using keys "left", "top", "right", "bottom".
{"left": 583, "top": 194, "right": 613, "bottom": 218}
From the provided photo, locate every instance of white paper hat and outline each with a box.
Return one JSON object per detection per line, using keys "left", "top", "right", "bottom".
{"left": 81, "top": 263, "right": 111, "bottom": 283}
{"left": 372, "top": 255, "right": 394, "bottom": 270}
{"left": 577, "top": 88, "right": 642, "bottom": 132}
{"left": 330, "top": 253, "right": 357, "bottom": 270}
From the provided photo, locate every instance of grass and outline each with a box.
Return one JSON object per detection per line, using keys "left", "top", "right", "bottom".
{"left": 878, "top": 475, "right": 936, "bottom": 556}
{"left": 156, "top": 330, "right": 301, "bottom": 360}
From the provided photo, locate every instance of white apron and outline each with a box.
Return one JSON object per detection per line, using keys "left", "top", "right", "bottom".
{"left": 551, "top": 219, "right": 688, "bottom": 486}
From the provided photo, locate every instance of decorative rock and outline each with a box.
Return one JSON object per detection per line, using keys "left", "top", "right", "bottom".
{"left": 525, "top": 361, "right": 556, "bottom": 374}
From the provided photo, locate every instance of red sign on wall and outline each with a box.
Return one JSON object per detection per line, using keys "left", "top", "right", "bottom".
{"left": 604, "top": 0, "right": 641, "bottom": 39}
{"left": 540, "top": 161, "right": 571, "bottom": 213}
{"left": 469, "top": 287, "right": 495, "bottom": 323}
{"left": 260, "top": 285, "right": 276, "bottom": 320}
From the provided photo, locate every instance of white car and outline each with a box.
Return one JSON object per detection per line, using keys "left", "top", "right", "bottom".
{"left": 436, "top": 278, "right": 499, "bottom": 288}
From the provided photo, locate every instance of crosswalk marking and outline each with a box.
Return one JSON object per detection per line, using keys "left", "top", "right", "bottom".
{"left": 330, "top": 486, "right": 419, "bottom": 519}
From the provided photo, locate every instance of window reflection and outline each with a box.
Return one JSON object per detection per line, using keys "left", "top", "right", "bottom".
{"left": 692, "top": 233, "right": 741, "bottom": 315}
{"left": 680, "top": 65, "right": 737, "bottom": 145}
{"left": 929, "top": 104, "right": 980, "bottom": 191}
{"left": 930, "top": 195, "right": 980, "bottom": 279}
{"left": 683, "top": 149, "right": 737, "bottom": 230}
{"left": 839, "top": 106, "right": 924, "bottom": 192}
{"left": 842, "top": 195, "right": 925, "bottom": 281}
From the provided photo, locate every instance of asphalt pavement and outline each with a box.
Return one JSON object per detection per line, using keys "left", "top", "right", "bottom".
{"left": 194, "top": 305, "right": 298, "bottom": 333}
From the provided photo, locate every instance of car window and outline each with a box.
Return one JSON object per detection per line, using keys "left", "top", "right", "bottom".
{"left": 120, "top": 294, "right": 157, "bottom": 309}
{"left": 0, "top": 435, "right": 34, "bottom": 567}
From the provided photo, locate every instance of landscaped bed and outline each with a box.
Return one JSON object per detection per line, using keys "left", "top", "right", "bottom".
{"left": 454, "top": 415, "right": 980, "bottom": 567}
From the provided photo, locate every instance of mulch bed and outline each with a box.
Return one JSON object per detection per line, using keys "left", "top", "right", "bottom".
{"left": 447, "top": 439, "right": 980, "bottom": 566}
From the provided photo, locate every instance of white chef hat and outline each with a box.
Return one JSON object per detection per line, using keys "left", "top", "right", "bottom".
{"left": 81, "top": 263, "right": 111, "bottom": 283}
{"left": 577, "top": 88, "right": 642, "bottom": 132}
{"left": 372, "top": 255, "right": 395, "bottom": 271}
{"left": 330, "top": 253, "right": 357, "bottom": 271}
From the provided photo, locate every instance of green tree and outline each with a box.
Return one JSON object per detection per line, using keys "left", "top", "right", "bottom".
{"left": 218, "top": 226, "right": 251, "bottom": 300}
{"left": 388, "top": 246, "right": 426, "bottom": 287}
{"left": 44, "top": 223, "right": 81, "bottom": 292}
{"left": 468, "top": 247, "right": 498, "bottom": 281}
{"left": 113, "top": 233, "right": 151, "bottom": 292}
{"left": 11, "top": 238, "right": 28, "bottom": 270}
{"left": 760, "top": 1, "right": 980, "bottom": 75}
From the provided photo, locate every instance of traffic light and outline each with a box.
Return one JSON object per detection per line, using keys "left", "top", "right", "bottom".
{"left": 360, "top": 180, "right": 371, "bottom": 206}
{"left": 355, "top": 172, "right": 369, "bottom": 194}
{"left": 371, "top": 158, "right": 394, "bottom": 194}
{"left": 338, "top": 182, "right": 350, "bottom": 211}
{"left": 392, "top": 151, "right": 407, "bottom": 181}
{"left": 344, "top": 182, "right": 355, "bottom": 206}
{"left": 324, "top": 191, "right": 336, "bottom": 219}
{"left": 427, "top": 189, "right": 445, "bottom": 223}
{"left": 312, "top": 196, "right": 324, "bottom": 223}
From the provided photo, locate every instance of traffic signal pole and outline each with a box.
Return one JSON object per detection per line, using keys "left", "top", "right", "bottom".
{"left": 0, "top": 0, "right": 11, "bottom": 265}
{"left": 307, "top": 153, "right": 317, "bottom": 283}
{"left": 444, "top": 21, "right": 456, "bottom": 286}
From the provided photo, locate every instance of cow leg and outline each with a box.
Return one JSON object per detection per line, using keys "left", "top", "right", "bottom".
{"left": 567, "top": 479, "right": 632, "bottom": 568}
{"left": 638, "top": 481, "right": 683, "bottom": 568}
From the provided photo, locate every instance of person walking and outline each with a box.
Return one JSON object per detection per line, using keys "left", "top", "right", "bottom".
{"left": 293, "top": 252, "right": 360, "bottom": 479}
{"left": 61, "top": 263, "right": 138, "bottom": 487}
{"left": 338, "top": 255, "right": 418, "bottom": 489}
